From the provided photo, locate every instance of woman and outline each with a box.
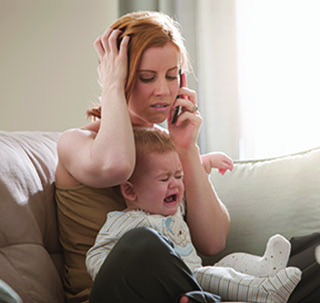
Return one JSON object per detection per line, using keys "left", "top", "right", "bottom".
{"left": 55, "top": 11, "right": 229, "bottom": 303}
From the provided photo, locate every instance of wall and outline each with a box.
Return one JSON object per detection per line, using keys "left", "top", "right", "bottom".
{"left": 0, "top": 0, "right": 118, "bottom": 131}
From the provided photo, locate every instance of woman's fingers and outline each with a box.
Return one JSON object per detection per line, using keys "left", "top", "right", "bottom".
{"left": 174, "top": 96, "right": 198, "bottom": 115}
{"left": 119, "top": 35, "right": 130, "bottom": 58}
{"left": 93, "top": 37, "right": 105, "bottom": 62}
{"left": 93, "top": 28, "right": 129, "bottom": 89}
{"left": 179, "top": 87, "right": 197, "bottom": 102}
{"left": 180, "top": 72, "right": 187, "bottom": 88}
{"left": 94, "top": 28, "right": 124, "bottom": 61}
{"left": 174, "top": 110, "right": 202, "bottom": 127}
{"left": 101, "top": 28, "right": 112, "bottom": 53}
{"left": 108, "top": 29, "right": 122, "bottom": 53}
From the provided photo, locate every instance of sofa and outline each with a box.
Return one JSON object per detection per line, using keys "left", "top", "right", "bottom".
{"left": 0, "top": 131, "right": 319, "bottom": 303}
{"left": 0, "top": 131, "right": 64, "bottom": 303}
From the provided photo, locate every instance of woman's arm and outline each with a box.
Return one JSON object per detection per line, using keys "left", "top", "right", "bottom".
{"left": 168, "top": 75, "right": 230, "bottom": 256}
{"left": 179, "top": 146, "right": 230, "bottom": 256}
{"left": 56, "top": 30, "right": 135, "bottom": 188}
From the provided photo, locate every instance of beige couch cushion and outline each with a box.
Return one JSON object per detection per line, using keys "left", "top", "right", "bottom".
{"left": 0, "top": 131, "right": 64, "bottom": 303}
{"left": 205, "top": 147, "right": 320, "bottom": 264}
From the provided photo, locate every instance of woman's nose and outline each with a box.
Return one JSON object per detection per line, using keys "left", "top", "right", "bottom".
{"left": 154, "top": 78, "right": 170, "bottom": 96}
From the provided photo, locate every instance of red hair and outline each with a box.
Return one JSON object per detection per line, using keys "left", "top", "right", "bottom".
{"left": 87, "top": 11, "right": 190, "bottom": 120}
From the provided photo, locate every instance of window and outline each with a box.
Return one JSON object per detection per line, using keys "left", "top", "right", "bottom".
{"left": 236, "top": 0, "right": 320, "bottom": 159}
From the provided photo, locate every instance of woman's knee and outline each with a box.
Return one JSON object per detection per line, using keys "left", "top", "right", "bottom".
{"left": 115, "top": 227, "right": 175, "bottom": 263}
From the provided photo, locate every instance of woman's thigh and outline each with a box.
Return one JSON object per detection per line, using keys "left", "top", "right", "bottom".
{"left": 89, "top": 227, "right": 220, "bottom": 303}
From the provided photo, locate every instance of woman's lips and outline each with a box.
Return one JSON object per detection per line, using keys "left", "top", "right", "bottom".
{"left": 150, "top": 103, "right": 170, "bottom": 112}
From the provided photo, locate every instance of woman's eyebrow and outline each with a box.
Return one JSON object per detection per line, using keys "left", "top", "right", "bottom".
{"left": 138, "top": 69, "right": 157, "bottom": 73}
{"left": 138, "top": 66, "right": 179, "bottom": 73}
{"left": 168, "top": 66, "right": 179, "bottom": 72}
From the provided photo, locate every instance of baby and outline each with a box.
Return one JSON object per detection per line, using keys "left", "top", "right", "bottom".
{"left": 86, "top": 128, "right": 301, "bottom": 303}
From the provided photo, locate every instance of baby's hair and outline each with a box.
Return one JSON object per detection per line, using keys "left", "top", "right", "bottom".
{"left": 134, "top": 128, "right": 176, "bottom": 157}
{"left": 130, "top": 128, "right": 177, "bottom": 181}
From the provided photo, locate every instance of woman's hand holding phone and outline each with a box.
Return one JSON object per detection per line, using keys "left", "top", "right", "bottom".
{"left": 168, "top": 73, "right": 202, "bottom": 152}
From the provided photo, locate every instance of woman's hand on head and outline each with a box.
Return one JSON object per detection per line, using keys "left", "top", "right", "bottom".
{"left": 94, "top": 28, "right": 130, "bottom": 92}
{"left": 168, "top": 74, "right": 202, "bottom": 152}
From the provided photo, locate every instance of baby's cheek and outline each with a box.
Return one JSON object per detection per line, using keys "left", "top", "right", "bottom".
{"left": 179, "top": 185, "right": 185, "bottom": 199}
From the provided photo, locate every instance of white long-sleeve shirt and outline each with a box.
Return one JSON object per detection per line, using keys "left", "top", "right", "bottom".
{"left": 86, "top": 205, "right": 202, "bottom": 280}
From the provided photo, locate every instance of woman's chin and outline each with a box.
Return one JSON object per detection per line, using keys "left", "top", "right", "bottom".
{"left": 152, "top": 115, "right": 168, "bottom": 125}
{"left": 130, "top": 116, "right": 168, "bottom": 129}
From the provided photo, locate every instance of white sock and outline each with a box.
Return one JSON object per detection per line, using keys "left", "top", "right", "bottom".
{"left": 194, "top": 266, "right": 301, "bottom": 303}
{"left": 214, "top": 234, "right": 291, "bottom": 277}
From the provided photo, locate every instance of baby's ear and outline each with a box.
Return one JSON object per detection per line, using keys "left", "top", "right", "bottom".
{"left": 120, "top": 181, "right": 136, "bottom": 201}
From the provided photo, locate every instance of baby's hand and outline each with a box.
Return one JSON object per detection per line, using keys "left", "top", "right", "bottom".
{"left": 201, "top": 152, "right": 233, "bottom": 175}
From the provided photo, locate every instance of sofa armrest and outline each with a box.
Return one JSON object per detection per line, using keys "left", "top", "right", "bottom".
{"left": 0, "top": 131, "right": 65, "bottom": 303}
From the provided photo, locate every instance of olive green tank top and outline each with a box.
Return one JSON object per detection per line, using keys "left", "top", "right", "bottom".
{"left": 55, "top": 184, "right": 126, "bottom": 303}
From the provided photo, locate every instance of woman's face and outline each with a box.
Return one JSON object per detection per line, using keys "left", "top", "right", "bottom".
{"left": 128, "top": 42, "right": 181, "bottom": 127}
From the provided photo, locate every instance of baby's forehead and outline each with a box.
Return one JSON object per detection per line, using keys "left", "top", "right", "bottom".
{"left": 146, "top": 150, "right": 179, "bottom": 161}
{"left": 142, "top": 151, "right": 182, "bottom": 170}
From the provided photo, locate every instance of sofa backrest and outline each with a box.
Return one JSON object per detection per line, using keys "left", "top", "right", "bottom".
{"left": 0, "top": 131, "right": 65, "bottom": 303}
{"left": 205, "top": 146, "right": 320, "bottom": 265}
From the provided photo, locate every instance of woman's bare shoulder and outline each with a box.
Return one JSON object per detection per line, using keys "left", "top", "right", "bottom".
{"left": 59, "top": 120, "right": 100, "bottom": 140}
{"left": 57, "top": 126, "right": 97, "bottom": 148}
{"left": 55, "top": 125, "right": 97, "bottom": 187}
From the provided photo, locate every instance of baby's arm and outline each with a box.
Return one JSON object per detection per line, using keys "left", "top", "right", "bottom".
{"left": 86, "top": 213, "right": 149, "bottom": 280}
{"left": 201, "top": 152, "right": 233, "bottom": 175}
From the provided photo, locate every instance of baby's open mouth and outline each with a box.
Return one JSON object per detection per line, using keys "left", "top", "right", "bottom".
{"left": 164, "top": 194, "right": 177, "bottom": 203}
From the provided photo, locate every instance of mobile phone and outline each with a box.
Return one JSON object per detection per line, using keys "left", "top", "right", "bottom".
{"left": 171, "top": 71, "right": 183, "bottom": 124}
{"left": 171, "top": 106, "right": 180, "bottom": 124}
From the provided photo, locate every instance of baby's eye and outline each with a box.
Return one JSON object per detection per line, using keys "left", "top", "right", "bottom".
{"left": 160, "top": 177, "right": 169, "bottom": 182}
{"left": 175, "top": 174, "right": 183, "bottom": 179}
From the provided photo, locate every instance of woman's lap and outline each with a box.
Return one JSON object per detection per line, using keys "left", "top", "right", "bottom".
{"left": 89, "top": 227, "right": 220, "bottom": 303}
{"left": 90, "top": 229, "right": 320, "bottom": 303}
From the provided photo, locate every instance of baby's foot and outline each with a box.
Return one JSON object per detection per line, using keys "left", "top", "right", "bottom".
{"left": 214, "top": 234, "right": 290, "bottom": 277}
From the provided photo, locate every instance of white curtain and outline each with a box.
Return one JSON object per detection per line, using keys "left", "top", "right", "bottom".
{"left": 197, "top": 0, "right": 320, "bottom": 159}
{"left": 196, "top": 0, "right": 240, "bottom": 158}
